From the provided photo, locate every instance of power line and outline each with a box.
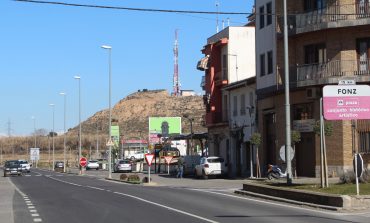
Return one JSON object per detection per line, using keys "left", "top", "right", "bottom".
{"left": 13, "top": 0, "right": 251, "bottom": 15}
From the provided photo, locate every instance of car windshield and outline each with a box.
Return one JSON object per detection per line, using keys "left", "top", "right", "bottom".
{"left": 89, "top": 160, "right": 98, "bottom": 163}
{"left": 5, "top": 160, "right": 19, "bottom": 167}
{"left": 207, "top": 158, "right": 224, "bottom": 163}
{"left": 119, "top": 160, "right": 130, "bottom": 164}
{"left": 19, "top": 160, "right": 28, "bottom": 164}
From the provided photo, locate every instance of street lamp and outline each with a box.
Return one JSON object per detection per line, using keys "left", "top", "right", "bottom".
{"left": 183, "top": 114, "right": 194, "bottom": 155}
{"left": 60, "top": 92, "right": 67, "bottom": 173}
{"left": 74, "top": 75, "right": 82, "bottom": 174}
{"left": 31, "top": 116, "right": 37, "bottom": 167}
{"left": 49, "top": 103, "right": 55, "bottom": 171}
{"left": 101, "top": 44, "right": 112, "bottom": 178}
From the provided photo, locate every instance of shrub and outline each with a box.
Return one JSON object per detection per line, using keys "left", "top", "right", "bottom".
{"left": 340, "top": 170, "right": 370, "bottom": 184}
{"left": 127, "top": 174, "right": 140, "bottom": 182}
{"left": 120, "top": 174, "right": 128, "bottom": 181}
{"left": 142, "top": 176, "right": 152, "bottom": 183}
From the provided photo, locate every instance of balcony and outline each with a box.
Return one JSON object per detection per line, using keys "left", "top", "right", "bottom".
{"left": 277, "top": 3, "right": 370, "bottom": 36}
{"left": 205, "top": 111, "right": 228, "bottom": 126}
{"left": 294, "top": 59, "right": 370, "bottom": 87}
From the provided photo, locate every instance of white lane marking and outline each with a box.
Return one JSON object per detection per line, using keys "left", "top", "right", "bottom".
{"left": 48, "top": 177, "right": 83, "bottom": 187}
{"left": 28, "top": 206, "right": 35, "bottom": 209}
{"left": 33, "top": 218, "right": 42, "bottom": 222}
{"left": 26, "top": 203, "right": 33, "bottom": 206}
{"left": 31, "top": 214, "right": 40, "bottom": 217}
{"left": 113, "top": 192, "right": 219, "bottom": 223}
{"left": 86, "top": 186, "right": 105, "bottom": 191}
{"left": 30, "top": 210, "right": 37, "bottom": 213}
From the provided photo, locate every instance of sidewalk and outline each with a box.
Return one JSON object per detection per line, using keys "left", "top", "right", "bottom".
{"left": 0, "top": 175, "right": 14, "bottom": 223}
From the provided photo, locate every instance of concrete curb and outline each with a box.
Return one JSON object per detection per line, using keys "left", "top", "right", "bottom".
{"left": 234, "top": 189, "right": 341, "bottom": 211}
{"left": 238, "top": 182, "right": 370, "bottom": 210}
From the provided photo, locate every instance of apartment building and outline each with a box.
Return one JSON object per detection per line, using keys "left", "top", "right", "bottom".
{"left": 255, "top": 0, "right": 370, "bottom": 177}
{"left": 197, "top": 26, "right": 256, "bottom": 177}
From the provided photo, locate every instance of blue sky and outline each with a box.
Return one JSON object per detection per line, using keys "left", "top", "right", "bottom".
{"left": 0, "top": 0, "right": 253, "bottom": 136}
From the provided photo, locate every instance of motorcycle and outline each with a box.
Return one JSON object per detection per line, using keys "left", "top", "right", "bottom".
{"left": 267, "top": 164, "right": 287, "bottom": 180}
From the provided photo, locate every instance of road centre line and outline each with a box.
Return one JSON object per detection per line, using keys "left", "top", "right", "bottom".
{"left": 44, "top": 175, "right": 218, "bottom": 223}
{"left": 113, "top": 192, "right": 219, "bottom": 223}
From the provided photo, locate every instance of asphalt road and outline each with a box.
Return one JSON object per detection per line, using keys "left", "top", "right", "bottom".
{"left": 7, "top": 169, "right": 370, "bottom": 223}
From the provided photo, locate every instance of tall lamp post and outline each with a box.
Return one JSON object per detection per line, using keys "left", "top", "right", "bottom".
{"left": 183, "top": 114, "right": 194, "bottom": 155}
{"left": 60, "top": 92, "right": 67, "bottom": 173}
{"left": 31, "top": 116, "right": 37, "bottom": 167}
{"left": 101, "top": 44, "right": 112, "bottom": 178}
{"left": 49, "top": 103, "right": 55, "bottom": 171}
{"left": 74, "top": 76, "right": 82, "bottom": 174}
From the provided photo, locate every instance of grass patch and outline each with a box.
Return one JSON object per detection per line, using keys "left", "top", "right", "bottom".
{"left": 264, "top": 182, "right": 370, "bottom": 195}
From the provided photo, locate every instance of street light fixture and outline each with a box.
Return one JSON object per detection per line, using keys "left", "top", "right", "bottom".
{"left": 74, "top": 76, "right": 82, "bottom": 174}
{"left": 183, "top": 114, "right": 194, "bottom": 155}
{"left": 49, "top": 103, "right": 55, "bottom": 171}
{"left": 101, "top": 44, "right": 112, "bottom": 178}
{"left": 60, "top": 92, "right": 67, "bottom": 173}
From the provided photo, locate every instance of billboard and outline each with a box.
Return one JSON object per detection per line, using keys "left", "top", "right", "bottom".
{"left": 149, "top": 117, "right": 181, "bottom": 143}
{"left": 111, "top": 125, "right": 120, "bottom": 147}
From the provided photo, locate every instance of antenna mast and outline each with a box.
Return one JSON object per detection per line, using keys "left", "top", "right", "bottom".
{"left": 172, "top": 29, "right": 180, "bottom": 96}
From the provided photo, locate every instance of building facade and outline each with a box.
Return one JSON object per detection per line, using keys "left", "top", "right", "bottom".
{"left": 198, "top": 26, "right": 256, "bottom": 177}
{"left": 255, "top": 0, "right": 370, "bottom": 177}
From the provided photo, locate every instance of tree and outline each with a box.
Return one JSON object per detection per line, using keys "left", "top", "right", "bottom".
{"left": 250, "top": 133, "right": 261, "bottom": 177}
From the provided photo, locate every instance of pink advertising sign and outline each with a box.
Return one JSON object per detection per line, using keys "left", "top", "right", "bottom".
{"left": 323, "top": 85, "right": 370, "bottom": 120}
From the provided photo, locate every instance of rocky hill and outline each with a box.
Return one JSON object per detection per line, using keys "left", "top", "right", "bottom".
{"left": 69, "top": 89, "right": 207, "bottom": 139}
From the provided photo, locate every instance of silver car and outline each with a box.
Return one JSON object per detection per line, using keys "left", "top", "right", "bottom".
{"left": 114, "top": 160, "right": 132, "bottom": 173}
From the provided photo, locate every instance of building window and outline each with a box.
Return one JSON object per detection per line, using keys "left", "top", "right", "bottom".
{"left": 356, "top": 38, "right": 370, "bottom": 72}
{"left": 266, "top": 2, "right": 272, "bottom": 25}
{"left": 304, "top": 0, "right": 325, "bottom": 12}
{"left": 249, "top": 92, "right": 254, "bottom": 108}
{"left": 240, "top": 94, "right": 246, "bottom": 115}
{"left": 260, "top": 54, "right": 266, "bottom": 76}
{"left": 259, "top": 6, "right": 265, "bottom": 29}
{"left": 223, "top": 94, "right": 228, "bottom": 122}
{"left": 359, "top": 132, "right": 370, "bottom": 153}
{"left": 233, "top": 95, "right": 238, "bottom": 117}
{"left": 293, "top": 103, "right": 313, "bottom": 120}
{"left": 304, "top": 43, "right": 326, "bottom": 64}
{"left": 222, "top": 54, "right": 228, "bottom": 80}
{"left": 267, "top": 51, "right": 273, "bottom": 74}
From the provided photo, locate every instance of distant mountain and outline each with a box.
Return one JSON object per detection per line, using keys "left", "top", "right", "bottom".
{"left": 68, "top": 89, "right": 207, "bottom": 140}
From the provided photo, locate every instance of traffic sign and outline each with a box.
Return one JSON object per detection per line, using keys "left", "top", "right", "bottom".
{"left": 145, "top": 154, "right": 155, "bottom": 166}
{"left": 353, "top": 153, "right": 364, "bottom": 178}
{"left": 79, "top": 157, "right": 87, "bottom": 167}
{"left": 164, "top": 156, "right": 173, "bottom": 164}
{"left": 323, "top": 85, "right": 370, "bottom": 120}
{"left": 279, "top": 145, "right": 294, "bottom": 162}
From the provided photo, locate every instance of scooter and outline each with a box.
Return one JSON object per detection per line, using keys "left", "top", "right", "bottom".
{"left": 267, "top": 164, "right": 287, "bottom": 180}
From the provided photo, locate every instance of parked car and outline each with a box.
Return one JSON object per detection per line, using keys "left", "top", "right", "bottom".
{"left": 113, "top": 159, "right": 132, "bottom": 173}
{"left": 194, "top": 156, "right": 227, "bottom": 179}
{"left": 54, "top": 161, "right": 64, "bottom": 172}
{"left": 183, "top": 155, "right": 201, "bottom": 176}
{"left": 86, "top": 160, "right": 99, "bottom": 170}
{"left": 18, "top": 159, "right": 31, "bottom": 173}
{"left": 3, "top": 160, "right": 22, "bottom": 177}
{"left": 128, "top": 151, "right": 145, "bottom": 161}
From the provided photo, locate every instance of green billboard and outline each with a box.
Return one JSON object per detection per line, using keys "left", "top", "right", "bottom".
{"left": 149, "top": 117, "right": 181, "bottom": 139}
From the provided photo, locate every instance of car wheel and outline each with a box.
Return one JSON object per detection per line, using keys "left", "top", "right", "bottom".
{"left": 202, "top": 170, "right": 208, "bottom": 180}
{"left": 96, "top": 168, "right": 99, "bottom": 170}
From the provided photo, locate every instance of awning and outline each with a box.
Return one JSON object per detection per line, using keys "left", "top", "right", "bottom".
{"left": 196, "top": 55, "right": 209, "bottom": 71}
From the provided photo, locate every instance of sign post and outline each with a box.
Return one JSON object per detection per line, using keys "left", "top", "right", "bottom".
{"left": 145, "top": 154, "right": 154, "bottom": 183}
{"left": 323, "top": 84, "right": 370, "bottom": 193}
{"left": 353, "top": 153, "right": 364, "bottom": 196}
{"left": 164, "top": 156, "right": 173, "bottom": 175}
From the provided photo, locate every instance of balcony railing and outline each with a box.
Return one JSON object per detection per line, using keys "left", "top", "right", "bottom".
{"left": 205, "top": 111, "right": 228, "bottom": 126}
{"left": 296, "top": 59, "right": 370, "bottom": 83}
{"left": 277, "top": 3, "right": 370, "bottom": 35}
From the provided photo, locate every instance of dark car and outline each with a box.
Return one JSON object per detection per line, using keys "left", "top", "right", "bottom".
{"left": 3, "top": 160, "right": 22, "bottom": 177}
{"left": 54, "top": 161, "right": 64, "bottom": 172}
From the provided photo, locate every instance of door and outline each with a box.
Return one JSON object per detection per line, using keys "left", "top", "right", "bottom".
{"left": 358, "top": 40, "right": 369, "bottom": 72}
{"left": 295, "top": 133, "right": 316, "bottom": 177}
{"left": 264, "top": 113, "right": 276, "bottom": 171}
